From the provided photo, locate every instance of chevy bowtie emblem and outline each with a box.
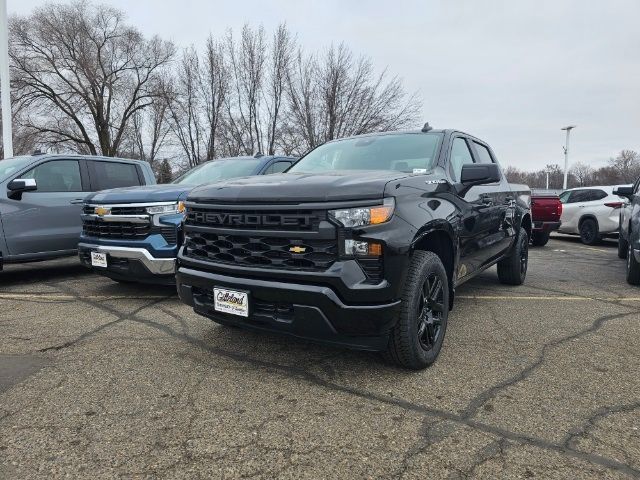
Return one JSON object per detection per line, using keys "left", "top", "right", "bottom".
{"left": 289, "top": 246, "right": 306, "bottom": 254}
{"left": 94, "top": 206, "right": 111, "bottom": 216}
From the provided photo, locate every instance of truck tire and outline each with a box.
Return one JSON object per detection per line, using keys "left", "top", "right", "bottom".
{"left": 627, "top": 242, "right": 640, "bottom": 285}
{"left": 385, "top": 251, "right": 449, "bottom": 370}
{"left": 531, "top": 231, "right": 550, "bottom": 247}
{"left": 497, "top": 227, "right": 528, "bottom": 285}
{"left": 579, "top": 218, "right": 599, "bottom": 245}
{"left": 618, "top": 234, "right": 629, "bottom": 259}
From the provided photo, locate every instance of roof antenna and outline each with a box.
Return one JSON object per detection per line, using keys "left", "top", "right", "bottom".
{"left": 254, "top": 152, "right": 264, "bottom": 158}
{"left": 421, "top": 122, "right": 432, "bottom": 132}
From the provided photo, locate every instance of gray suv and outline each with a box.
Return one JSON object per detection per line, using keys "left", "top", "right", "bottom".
{"left": 0, "top": 153, "right": 155, "bottom": 269}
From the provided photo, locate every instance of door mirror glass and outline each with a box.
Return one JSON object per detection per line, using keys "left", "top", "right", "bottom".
{"left": 460, "top": 163, "right": 501, "bottom": 185}
{"left": 613, "top": 186, "right": 634, "bottom": 200}
{"left": 7, "top": 178, "right": 37, "bottom": 192}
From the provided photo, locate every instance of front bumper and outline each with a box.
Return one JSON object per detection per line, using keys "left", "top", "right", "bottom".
{"left": 79, "top": 243, "right": 176, "bottom": 284}
{"left": 176, "top": 265, "right": 401, "bottom": 351}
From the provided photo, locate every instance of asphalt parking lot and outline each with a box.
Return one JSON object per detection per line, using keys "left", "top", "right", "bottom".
{"left": 0, "top": 235, "right": 638, "bottom": 479}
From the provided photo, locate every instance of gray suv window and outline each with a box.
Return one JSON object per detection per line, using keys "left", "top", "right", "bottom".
{"left": 22, "top": 160, "right": 82, "bottom": 192}
{"left": 90, "top": 161, "right": 141, "bottom": 190}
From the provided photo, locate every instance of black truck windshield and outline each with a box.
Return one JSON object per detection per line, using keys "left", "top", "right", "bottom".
{"left": 173, "top": 158, "right": 261, "bottom": 185}
{"left": 289, "top": 133, "right": 443, "bottom": 174}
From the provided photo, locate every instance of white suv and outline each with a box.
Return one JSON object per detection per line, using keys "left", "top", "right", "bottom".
{"left": 558, "top": 186, "right": 627, "bottom": 245}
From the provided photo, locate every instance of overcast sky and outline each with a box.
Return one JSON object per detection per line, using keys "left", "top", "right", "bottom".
{"left": 9, "top": 0, "right": 640, "bottom": 171}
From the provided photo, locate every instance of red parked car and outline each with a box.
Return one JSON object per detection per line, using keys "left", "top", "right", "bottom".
{"left": 531, "top": 192, "right": 562, "bottom": 246}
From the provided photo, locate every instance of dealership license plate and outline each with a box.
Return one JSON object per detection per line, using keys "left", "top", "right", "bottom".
{"left": 91, "top": 251, "right": 107, "bottom": 268}
{"left": 213, "top": 288, "right": 249, "bottom": 317}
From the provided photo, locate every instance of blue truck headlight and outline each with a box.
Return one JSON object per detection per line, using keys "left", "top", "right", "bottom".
{"left": 146, "top": 202, "right": 185, "bottom": 215}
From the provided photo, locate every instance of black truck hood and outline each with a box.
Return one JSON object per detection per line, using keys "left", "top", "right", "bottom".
{"left": 85, "top": 184, "right": 190, "bottom": 204}
{"left": 188, "top": 171, "right": 409, "bottom": 203}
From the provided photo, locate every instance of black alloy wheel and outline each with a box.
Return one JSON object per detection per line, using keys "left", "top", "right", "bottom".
{"left": 416, "top": 273, "right": 445, "bottom": 351}
{"left": 385, "top": 250, "right": 449, "bottom": 370}
{"left": 627, "top": 241, "right": 640, "bottom": 285}
{"left": 579, "top": 219, "right": 599, "bottom": 245}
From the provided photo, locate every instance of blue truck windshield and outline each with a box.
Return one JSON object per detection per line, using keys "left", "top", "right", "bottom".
{"left": 173, "top": 159, "right": 261, "bottom": 185}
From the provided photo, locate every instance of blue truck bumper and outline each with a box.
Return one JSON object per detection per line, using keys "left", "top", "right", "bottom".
{"left": 78, "top": 237, "right": 177, "bottom": 284}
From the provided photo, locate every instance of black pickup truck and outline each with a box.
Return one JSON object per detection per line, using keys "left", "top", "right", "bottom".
{"left": 176, "top": 126, "right": 531, "bottom": 369}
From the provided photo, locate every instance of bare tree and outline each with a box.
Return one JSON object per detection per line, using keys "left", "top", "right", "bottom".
{"left": 569, "top": 162, "right": 594, "bottom": 187}
{"left": 201, "top": 35, "right": 229, "bottom": 160}
{"left": 9, "top": 1, "right": 174, "bottom": 156}
{"left": 224, "top": 25, "right": 267, "bottom": 155}
{"left": 286, "top": 43, "right": 419, "bottom": 153}
{"left": 608, "top": 150, "right": 640, "bottom": 183}
{"left": 167, "top": 48, "right": 203, "bottom": 167}
{"left": 264, "top": 24, "right": 295, "bottom": 155}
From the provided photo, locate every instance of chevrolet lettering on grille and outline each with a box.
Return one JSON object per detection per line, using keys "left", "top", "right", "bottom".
{"left": 192, "top": 212, "right": 314, "bottom": 228}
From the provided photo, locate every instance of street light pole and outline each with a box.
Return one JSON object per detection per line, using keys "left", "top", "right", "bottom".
{"left": 561, "top": 125, "right": 576, "bottom": 190}
{"left": 0, "top": 0, "right": 12, "bottom": 158}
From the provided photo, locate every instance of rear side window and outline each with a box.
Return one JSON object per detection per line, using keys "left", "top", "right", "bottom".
{"left": 450, "top": 137, "right": 475, "bottom": 182}
{"left": 89, "top": 161, "right": 141, "bottom": 190}
{"left": 473, "top": 142, "right": 494, "bottom": 164}
{"left": 567, "top": 189, "right": 606, "bottom": 203}
{"left": 567, "top": 190, "right": 589, "bottom": 203}
{"left": 588, "top": 190, "right": 608, "bottom": 201}
{"left": 22, "top": 160, "right": 82, "bottom": 192}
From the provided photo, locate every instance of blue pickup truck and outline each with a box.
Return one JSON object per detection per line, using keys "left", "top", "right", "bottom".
{"left": 78, "top": 155, "right": 296, "bottom": 284}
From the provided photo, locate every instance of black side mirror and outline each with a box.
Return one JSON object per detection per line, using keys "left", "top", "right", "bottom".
{"left": 613, "top": 185, "right": 634, "bottom": 200}
{"left": 7, "top": 178, "right": 37, "bottom": 199}
{"left": 457, "top": 164, "right": 501, "bottom": 195}
{"left": 8, "top": 178, "right": 37, "bottom": 192}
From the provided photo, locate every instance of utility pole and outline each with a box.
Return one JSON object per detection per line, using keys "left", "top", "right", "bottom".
{"left": 561, "top": 125, "right": 576, "bottom": 190}
{"left": 546, "top": 171, "right": 549, "bottom": 190}
{"left": 0, "top": 0, "right": 12, "bottom": 158}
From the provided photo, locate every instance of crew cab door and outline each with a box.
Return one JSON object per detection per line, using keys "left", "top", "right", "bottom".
{"left": 3, "top": 159, "right": 89, "bottom": 256}
{"left": 448, "top": 136, "right": 514, "bottom": 279}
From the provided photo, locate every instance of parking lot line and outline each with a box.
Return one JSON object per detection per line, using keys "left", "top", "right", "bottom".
{"left": 0, "top": 293, "right": 169, "bottom": 301}
{"left": 1, "top": 292, "right": 639, "bottom": 302}
{"left": 458, "top": 295, "right": 640, "bottom": 301}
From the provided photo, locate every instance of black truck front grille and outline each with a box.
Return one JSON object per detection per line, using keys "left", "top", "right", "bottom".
{"left": 184, "top": 232, "right": 337, "bottom": 271}
{"left": 82, "top": 220, "right": 151, "bottom": 239}
{"left": 185, "top": 207, "right": 324, "bottom": 231}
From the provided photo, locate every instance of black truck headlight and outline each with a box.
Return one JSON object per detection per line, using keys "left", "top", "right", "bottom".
{"left": 329, "top": 198, "right": 394, "bottom": 228}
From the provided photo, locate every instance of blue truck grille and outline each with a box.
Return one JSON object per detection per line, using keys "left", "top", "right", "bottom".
{"left": 82, "top": 220, "right": 177, "bottom": 244}
{"left": 183, "top": 232, "right": 338, "bottom": 271}
{"left": 83, "top": 220, "right": 151, "bottom": 239}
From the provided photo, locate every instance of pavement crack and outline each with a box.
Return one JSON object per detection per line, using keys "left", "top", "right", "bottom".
{"left": 123, "top": 313, "right": 640, "bottom": 478}
{"left": 37, "top": 283, "right": 170, "bottom": 352}
{"left": 563, "top": 401, "right": 640, "bottom": 450}
{"left": 460, "top": 309, "right": 639, "bottom": 420}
